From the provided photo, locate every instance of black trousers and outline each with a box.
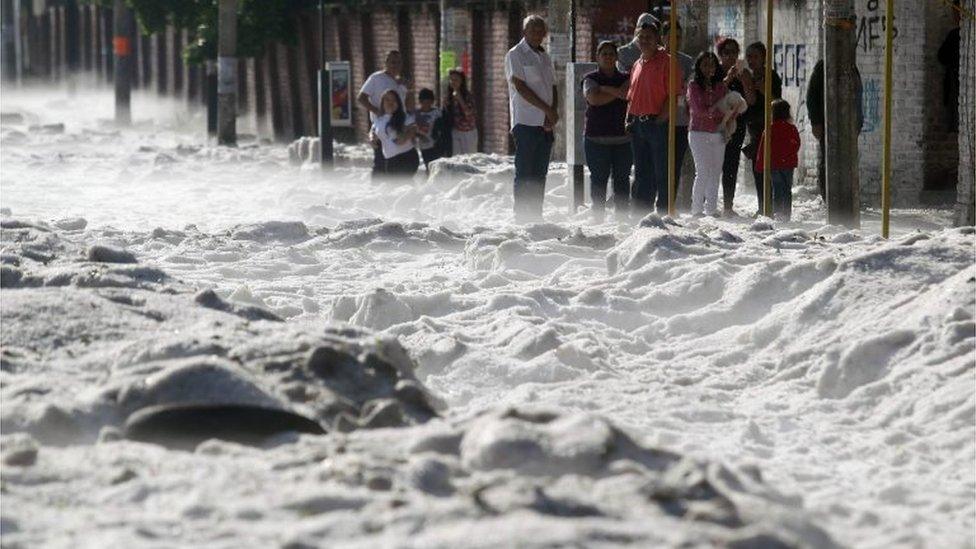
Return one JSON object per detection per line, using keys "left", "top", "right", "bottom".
{"left": 372, "top": 145, "right": 384, "bottom": 183}
{"left": 672, "top": 126, "right": 689, "bottom": 197}
{"left": 721, "top": 122, "right": 747, "bottom": 212}
{"left": 385, "top": 149, "right": 420, "bottom": 177}
{"left": 420, "top": 147, "right": 441, "bottom": 172}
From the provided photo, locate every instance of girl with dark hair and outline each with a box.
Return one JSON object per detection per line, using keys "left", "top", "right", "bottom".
{"left": 687, "top": 52, "right": 729, "bottom": 216}
{"left": 715, "top": 37, "right": 753, "bottom": 215}
{"left": 444, "top": 69, "right": 479, "bottom": 155}
{"left": 582, "top": 40, "right": 632, "bottom": 222}
{"left": 369, "top": 89, "right": 419, "bottom": 178}
{"left": 755, "top": 99, "right": 800, "bottom": 220}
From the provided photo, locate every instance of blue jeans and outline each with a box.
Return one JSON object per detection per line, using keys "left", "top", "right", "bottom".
{"left": 512, "top": 124, "right": 554, "bottom": 221}
{"left": 771, "top": 169, "right": 793, "bottom": 219}
{"left": 672, "top": 126, "right": 688, "bottom": 197}
{"left": 630, "top": 118, "right": 668, "bottom": 213}
{"left": 584, "top": 138, "right": 633, "bottom": 213}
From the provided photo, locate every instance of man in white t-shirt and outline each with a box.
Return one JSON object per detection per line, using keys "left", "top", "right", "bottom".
{"left": 358, "top": 50, "right": 409, "bottom": 179}
{"left": 505, "top": 15, "right": 558, "bottom": 223}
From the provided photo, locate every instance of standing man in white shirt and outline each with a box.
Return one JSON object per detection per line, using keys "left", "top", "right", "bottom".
{"left": 358, "top": 50, "right": 409, "bottom": 181}
{"left": 505, "top": 15, "right": 558, "bottom": 223}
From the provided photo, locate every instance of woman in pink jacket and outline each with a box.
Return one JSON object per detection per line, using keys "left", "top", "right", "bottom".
{"left": 686, "top": 52, "right": 728, "bottom": 216}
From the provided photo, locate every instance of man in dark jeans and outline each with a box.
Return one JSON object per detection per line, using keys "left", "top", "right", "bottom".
{"left": 626, "top": 21, "right": 673, "bottom": 215}
{"left": 806, "top": 59, "right": 864, "bottom": 201}
{"left": 505, "top": 15, "right": 559, "bottom": 223}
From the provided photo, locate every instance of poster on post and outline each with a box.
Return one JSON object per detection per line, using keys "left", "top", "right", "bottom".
{"left": 326, "top": 62, "right": 352, "bottom": 127}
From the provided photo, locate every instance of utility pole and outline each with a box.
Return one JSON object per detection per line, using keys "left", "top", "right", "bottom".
{"left": 762, "top": 0, "right": 773, "bottom": 217}
{"left": 217, "top": 0, "right": 237, "bottom": 146}
{"left": 112, "top": 0, "right": 134, "bottom": 126}
{"left": 823, "top": 0, "right": 860, "bottom": 228}
{"left": 569, "top": 0, "right": 584, "bottom": 213}
{"left": 881, "top": 0, "right": 893, "bottom": 237}
{"left": 667, "top": 0, "right": 677, "bottom": 216}
{"left": 318, "top": 0, "right": 333, "bottom": 166}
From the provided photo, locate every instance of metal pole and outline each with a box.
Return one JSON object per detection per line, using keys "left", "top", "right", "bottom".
{"left": 667, "top": 0, "right": 677, "bottom": 216}
{"left": 763, "top": 0, "right": 773, "bottom": 217}
{"left": 881, "top": 0, "right": 893, "bottom": 237}
{"left": 318, "top": 0, "right": 333, "bottom": 166}
{"left": 570, "top": 0, "right": 584, "bottom": 213}
{"left": 112, "top": 0, "right": 133, "bottom": 126}
{"left": 570, "top": 0, "right": 577, "bottom": 62}
{"left": 434, "top": 0, "right": 447, "bottom": 101}
{"left": 823, "top": 0, "right": 860, "bottom": 228}
{"left": 217, "top": 0, "right": 237, "bottom": 146}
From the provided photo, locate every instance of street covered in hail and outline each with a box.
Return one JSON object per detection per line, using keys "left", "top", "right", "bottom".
{"left": 0, "top": 89, "right": 973, "bottom": 548}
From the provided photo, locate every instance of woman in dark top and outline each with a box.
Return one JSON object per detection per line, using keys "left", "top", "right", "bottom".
{"left": 716, "top": 37, "right": 752, "bottom": 216}
{"left": 582, "top": 41, "right": 632, "bottom": 223}
{"left": 743, "top": 41, "right": 782, "bottom": 215}
{"left": 444, "top": 69, "right": 479, "bottom": 155}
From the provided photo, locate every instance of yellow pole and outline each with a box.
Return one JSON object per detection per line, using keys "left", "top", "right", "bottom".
{"left": 668, "top": 1, "right": 678, "bottom": 217}
{"left": 881, "top": 0, "right": 893, "bottom": 238}
{"left": 763, "top": 0, "right": 773, "bottom": 217}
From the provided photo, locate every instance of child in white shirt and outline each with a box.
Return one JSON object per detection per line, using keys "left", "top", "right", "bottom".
{"left": 369, "top": 89, "right": 419, "bottom": 179}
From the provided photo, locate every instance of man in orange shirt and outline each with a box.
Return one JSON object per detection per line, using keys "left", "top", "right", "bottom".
{"left": 626, "top": 20, "right": 673, "bottom": 215}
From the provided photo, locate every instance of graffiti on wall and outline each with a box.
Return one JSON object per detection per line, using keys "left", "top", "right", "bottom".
{"left": 857, "top": 0, "right": 898, "bottom": 53}
{"left": 773, "top": 43, "right": 808, "bottom": 88}
{"left": 713, "top": 5, "right": 742, "bottom": 42}
{"left": 861, "top": 77, "right": 882, "bottom": 132}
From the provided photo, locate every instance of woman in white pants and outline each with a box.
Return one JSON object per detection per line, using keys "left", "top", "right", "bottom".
{"left": 686, "top": 52, "right": 729, "bottom": 216}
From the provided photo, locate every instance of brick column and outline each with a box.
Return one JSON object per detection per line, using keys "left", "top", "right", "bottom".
{"left": 353, "top": 12, "right": 373, "bottom": 140}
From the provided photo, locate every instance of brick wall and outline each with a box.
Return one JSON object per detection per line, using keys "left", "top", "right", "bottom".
{"left": 708, "top": 0, "right": 961, "bottom": 208}
{"left": 574, "top": 7, "right": 595, "bottom": 62}
{"left": 371, "top": 9, "right": 399, "bottom": 82}
{"left": 410, "top": 6, "right": 439, "bottom": 101}
{"left": 481, "top": 9, "right": 517, "bottom": 154}
{"left": 292, "top": 17, "right": 316, "bottom": 139}
{"left": 922, "top": 0, "right": 961, "bottom": 199}
{"left": 853, "top": 0, "right": 919, "bottom": 206}
{"left": 770, "top": 0, "right": 821, "bottom": 191}
{"left": 347, "top": 11, "right": 370, "bottom": 141}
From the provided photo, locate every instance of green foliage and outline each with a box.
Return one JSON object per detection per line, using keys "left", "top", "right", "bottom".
{"left": 84, "top": 0, "right": 315, "bottom": 65}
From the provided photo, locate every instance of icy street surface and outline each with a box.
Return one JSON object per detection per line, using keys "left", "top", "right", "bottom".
{"left": 1, "top": 90, "right": 974, "bottom": 548}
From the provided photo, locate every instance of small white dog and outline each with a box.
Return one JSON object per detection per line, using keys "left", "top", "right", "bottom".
{"left": 714, "top": 91, "right": 748, "bottom": 142}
